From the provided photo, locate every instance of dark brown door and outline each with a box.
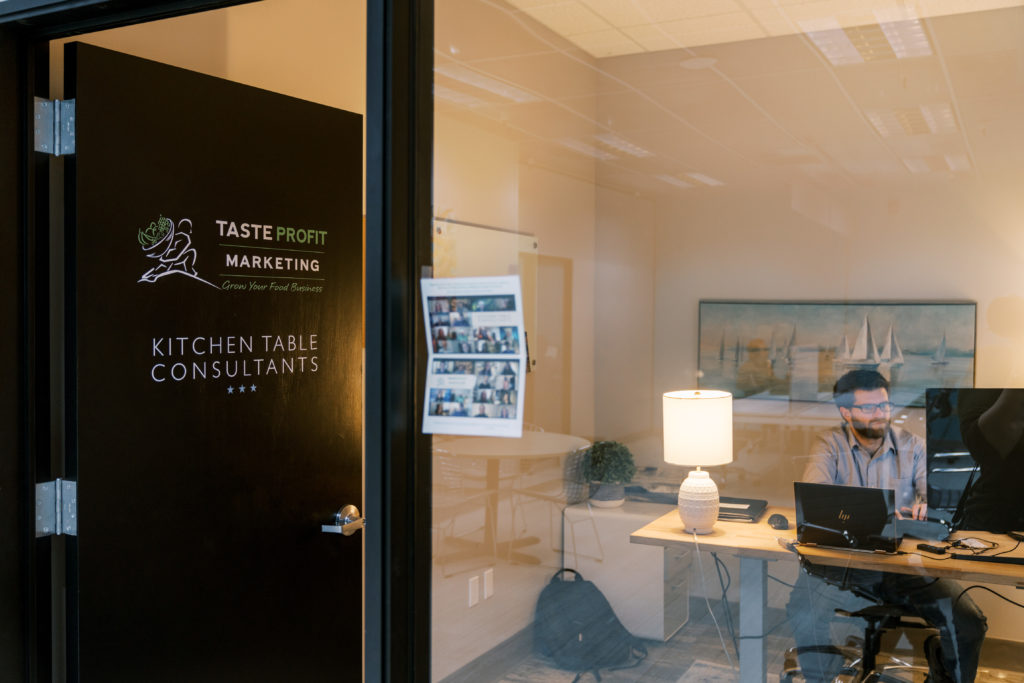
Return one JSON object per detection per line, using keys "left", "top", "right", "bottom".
{"left": 65, "top": 42, "right": 362, "bottom": 682}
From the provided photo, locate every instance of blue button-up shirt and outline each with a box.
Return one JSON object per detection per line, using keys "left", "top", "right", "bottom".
{"left": 801, "top": 423, "right": 927, "bottom": 511}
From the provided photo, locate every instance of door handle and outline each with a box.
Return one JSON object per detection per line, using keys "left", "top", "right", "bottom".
{"left": 322, "top": 504, "right": 365, "bottom": 536}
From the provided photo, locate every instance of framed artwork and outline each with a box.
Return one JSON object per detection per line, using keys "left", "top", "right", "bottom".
{"left": 698, "top": 300, "right": 976, "bottom": 407}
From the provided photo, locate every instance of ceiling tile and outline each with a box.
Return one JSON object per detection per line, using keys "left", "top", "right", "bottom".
{"left": 659, "top": 13, "right": 768, "bottom": 47}
{"left": 620, "top": 24, "right": 680, "bottom": 52}
{"left": 521, "top": 2, "right": 612, "bottom": 35}
{"left": 584, "top": 0, "right": 653, "bottom": 26}
{"left": 745, "top": 6, "right": 803, "bottom": 36}
{"left": 637, "top": 0, "right": 744, "bottom": 23}
{"left": 571, "top": 29, "right": 643, "bottom": 58}
{"left": 698, "top": 32, "right": 822, "bottom": 77}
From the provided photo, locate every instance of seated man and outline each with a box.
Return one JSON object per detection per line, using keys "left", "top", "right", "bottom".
{"left": 785, "top": 369, "right": 986, "bottom": 682}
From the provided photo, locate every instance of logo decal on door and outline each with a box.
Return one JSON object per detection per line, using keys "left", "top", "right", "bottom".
{"left": 138, "top": 215, "right": 217, "bottom": 288}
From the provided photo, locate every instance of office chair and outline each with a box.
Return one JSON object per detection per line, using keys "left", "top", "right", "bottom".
{"left": 781, "top": 558, "right": 937, "bottom": 683}
{"left": 781, "top": 604, "right": 938, "bottom": 682}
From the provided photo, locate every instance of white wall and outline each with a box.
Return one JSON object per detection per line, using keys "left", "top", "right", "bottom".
{"left": 594, "top": 187, "right": 656, "bottom": 445}
{"left": 433, "top": 116, "right": 519, "bottom": 230}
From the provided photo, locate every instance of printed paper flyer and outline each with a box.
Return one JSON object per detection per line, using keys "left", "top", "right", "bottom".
{"left": 421, "top": 276, "right": 526, "bottom": 437}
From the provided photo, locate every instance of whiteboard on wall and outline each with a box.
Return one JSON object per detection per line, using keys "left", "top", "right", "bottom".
{"left": 432, "top": 219, "right": 538, "bottom": 359}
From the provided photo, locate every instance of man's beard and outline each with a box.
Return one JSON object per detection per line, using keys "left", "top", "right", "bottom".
{"left": 851, "top": 418, "right": 888, "bottom": 440}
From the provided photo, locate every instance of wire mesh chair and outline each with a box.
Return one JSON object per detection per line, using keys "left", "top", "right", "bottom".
{"left": 432, "top": 450, "right": 498, "bottom": 577}
{"left": 508, "top": 446, "right": 605, "bottom": 563}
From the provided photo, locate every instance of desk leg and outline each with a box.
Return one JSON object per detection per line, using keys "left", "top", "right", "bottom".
{"left": 739, "top": 556, "right": 767, "bottom": 683}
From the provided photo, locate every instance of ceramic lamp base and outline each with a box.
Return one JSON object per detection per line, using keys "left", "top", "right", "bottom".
{"left": 678, "top": 469, "right": 719, "bottom": 534}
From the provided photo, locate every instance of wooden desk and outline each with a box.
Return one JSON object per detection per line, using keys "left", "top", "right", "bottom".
{"left": 631, "top": 506, "right": 1024, "bottom": 683}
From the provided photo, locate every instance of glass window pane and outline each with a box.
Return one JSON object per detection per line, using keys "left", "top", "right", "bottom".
{"left": 433, "top": 2, "right": 1024, "bottom": 681}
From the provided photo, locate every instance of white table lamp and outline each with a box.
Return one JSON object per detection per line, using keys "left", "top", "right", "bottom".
{"left": 663, "top": 389, "right": 733, "bottom": 534}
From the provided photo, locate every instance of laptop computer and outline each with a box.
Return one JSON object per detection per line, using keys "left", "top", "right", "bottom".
{"left": 794, "top": 482, "right": 899, "bottom": 554}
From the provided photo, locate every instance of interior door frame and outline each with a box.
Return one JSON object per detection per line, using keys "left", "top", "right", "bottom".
{"left": 365, "top": 1, "right": 433, "bottom": 680}
{"left": 0, "top": 22, "right": 31, "bottom": 683}
{"left": 0, "top": 1, "right": 434, "bottom": 680}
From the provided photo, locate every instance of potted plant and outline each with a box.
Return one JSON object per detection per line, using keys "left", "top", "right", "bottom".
{"left": 581, "top": 440, "right": 637, "bottom": 508}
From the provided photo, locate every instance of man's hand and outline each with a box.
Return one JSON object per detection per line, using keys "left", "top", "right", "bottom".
{"left": 897, "top": 499, "right": 928, "bottom": 520}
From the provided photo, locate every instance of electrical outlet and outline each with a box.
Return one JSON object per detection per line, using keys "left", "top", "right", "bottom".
{"left": 468, "top": 575, "right": 480, "bottom": 607}
{"left": 483, "top": 568, "right": 494, "bottom": 599}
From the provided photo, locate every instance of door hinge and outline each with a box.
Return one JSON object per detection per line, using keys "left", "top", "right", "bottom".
{"left": 35, "top": 478, "right": 78, "bottom": 537}
{"left": 33, "top": 97, "right": 76, "bottom": 156}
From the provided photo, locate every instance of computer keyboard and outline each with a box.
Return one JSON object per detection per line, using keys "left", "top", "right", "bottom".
{"left": 894, "top": 518, "right": 951, "bottom": 541}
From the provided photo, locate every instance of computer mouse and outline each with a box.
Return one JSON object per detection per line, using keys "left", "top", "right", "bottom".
{"left": 767, "top": 513, "right": 789, "bottom": 530}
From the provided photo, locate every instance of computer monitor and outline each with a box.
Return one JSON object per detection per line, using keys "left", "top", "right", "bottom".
{"left": 924, "top": 387, "right": 1024, "bottom": 531}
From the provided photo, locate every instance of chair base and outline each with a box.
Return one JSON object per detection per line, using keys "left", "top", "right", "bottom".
{"left": 782, "top": 640, "right": 928, "bottom": 683}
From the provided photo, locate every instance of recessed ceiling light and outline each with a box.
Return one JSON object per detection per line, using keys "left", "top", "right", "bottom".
{"left": 559, "top": 138, "right": 616, "bottom": 161}
{"left": 434, "top": 84, "right": 486, "bottom": 107}
{"left": 920, "top": 103, "right": 957, "bottom": 134}
{"left": 878, "top": 20, "right": 932, "bottom": 58}
{"left": 595, "top": 132, "right": 652, "bottom": 158}
{"left": 686, "top": 172, "right": 724, "bottom": 187}
{"left": 902, "top": 158, "right": 930, "bottom": 174}
{"left": 656, "top": 174, "right": 694, "bottom": 189}
{"left": 434, "top": 64, "right": 538, "bottom": 103}
{"left": 680, "top": 57, "right": 717, "bottom": 70}
{"left": 945, "top": 154, "right": 971, "bottom": 172}
{"left": 800, "top": 18, "right": 863, "bottom": 66}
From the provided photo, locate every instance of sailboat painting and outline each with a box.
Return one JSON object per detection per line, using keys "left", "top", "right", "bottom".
{"left": 880, "top": 325, "right": 905, "bottom": 368}
{"left": 698, "top": 300, "right": 975, "bottom": 406}
{"left": 845, "top": 315, "right": 881, "bottom": 370}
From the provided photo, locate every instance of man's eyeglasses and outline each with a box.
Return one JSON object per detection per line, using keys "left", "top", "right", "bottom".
{"left": 851, "top": 402, "right": 894, "bottom": 414}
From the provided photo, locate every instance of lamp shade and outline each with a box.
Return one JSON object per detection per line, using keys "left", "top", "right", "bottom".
{"left": 663, "top": 390, "right": 733, "bottom": 467}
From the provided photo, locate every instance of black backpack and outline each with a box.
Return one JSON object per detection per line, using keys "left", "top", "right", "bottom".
{"left": 533, "top": 568, "right": 647, "bottom": 682}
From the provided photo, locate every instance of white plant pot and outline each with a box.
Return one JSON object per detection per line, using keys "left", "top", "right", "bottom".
{"left": 589, "top": 482, "right": 625, "bottom": 507}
